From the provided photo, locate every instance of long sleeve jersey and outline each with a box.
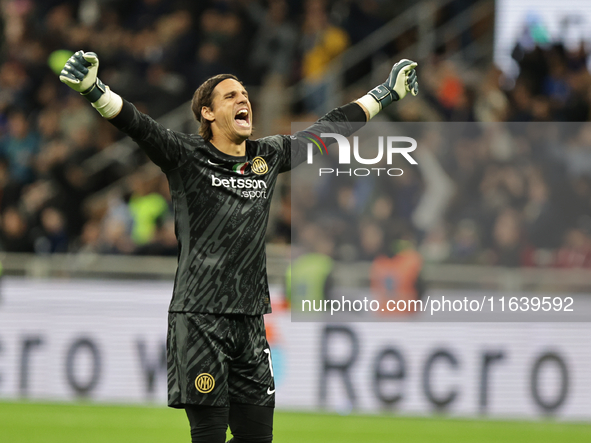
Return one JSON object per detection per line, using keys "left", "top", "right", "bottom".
{"left": 109, "top": 100, "right": 366, "bottom": 314}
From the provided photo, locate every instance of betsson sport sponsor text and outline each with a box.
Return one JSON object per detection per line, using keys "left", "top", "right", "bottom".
{"left": 211, "top": 175, "right": 268, "bottom": 199}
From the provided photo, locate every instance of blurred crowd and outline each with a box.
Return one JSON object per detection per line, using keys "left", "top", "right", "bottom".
{"left": 1, "top": 0, "right": 591, "bottom": 269}
{"left": 0, "top": 0, "right": 388, "bottom": 256}
{"left": 291, "top": 122, "right": 591, "bottom": 270}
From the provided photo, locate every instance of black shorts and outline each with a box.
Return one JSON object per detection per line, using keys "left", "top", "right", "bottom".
{"left": 167, "top": 312, "right": 275, "bottom": 408}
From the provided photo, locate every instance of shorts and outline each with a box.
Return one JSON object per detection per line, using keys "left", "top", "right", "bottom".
{"left": 167, "top": 312, "right": 275, "bottom": 408}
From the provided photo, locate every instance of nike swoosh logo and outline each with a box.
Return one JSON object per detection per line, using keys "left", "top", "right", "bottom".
{"left": 208, "top": 160, "right": 223, "bottom": 166}
{"left": 267, "top": 388, "right": 275, "bottom": 395}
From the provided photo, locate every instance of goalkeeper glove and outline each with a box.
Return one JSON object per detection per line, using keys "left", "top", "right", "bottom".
{"left": 59, "top": 50, "right": 122, "bottom": 118}
{"left": 358, "top": 59, "right": 418, "bottom": 119}
{"left": 59, "top": 50, "right": 105, "bottom": 102}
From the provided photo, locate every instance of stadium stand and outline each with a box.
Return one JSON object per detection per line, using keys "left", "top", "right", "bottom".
{"left": 1, "top": 0, "right": 590, "bottom": 271}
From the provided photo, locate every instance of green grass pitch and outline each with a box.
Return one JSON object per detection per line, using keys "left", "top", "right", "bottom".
{"left": 1, "top": 401, "right": 591, "bottom": 442}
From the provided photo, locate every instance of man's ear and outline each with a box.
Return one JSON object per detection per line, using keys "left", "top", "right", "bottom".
{"left": 201, "top": 106, "right": 214, "bottom": 122}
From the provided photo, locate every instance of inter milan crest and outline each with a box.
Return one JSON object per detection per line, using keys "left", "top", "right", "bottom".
{"left": 251, "top": 157, "right": 268, "bottom": 175}
{"left": 195, "top": 373, "right": 215, "bottom": 393}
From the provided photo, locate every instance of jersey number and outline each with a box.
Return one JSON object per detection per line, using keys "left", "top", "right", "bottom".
{"left": 264, "top": 348, "right": 274, "bottom": 378}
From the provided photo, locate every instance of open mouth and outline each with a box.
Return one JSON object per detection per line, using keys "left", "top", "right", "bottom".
{"left": 234, "top": 108, "right": 250, "bottom": 128}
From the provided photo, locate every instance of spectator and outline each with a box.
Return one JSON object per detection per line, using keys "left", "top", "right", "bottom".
{"left": 449, "top": 219, "right": 481, "bottom": 264}
{"left": 0, "top": 158, "right": 21, "bottom": 210}
{"left": 300, "top": 0, "right": 350, "bottom": 114}
{"left": 0, "top": 109, "right": 39, "bottom": 184}
{"left": 76, "top": 219, "right": 102, "bottom": 254}
{"left": 489, "top": 207, "right": 524, "bottom": 267}
{"left": 0, "top": 207, "right": 35, "bottom": 252}
{"left": 555, "top": 228, "right": 591, "bottom": 268}
{"left": 247, "top": 0, "right": 297, "bottom": 85}
{"left": 34, "top": 206, "right": 69, "bottom": 253}
{"left": 97, "top": 217, "right": 135, "bottom": 255}
{"left": 127, "top": 174, "right": 170, "bottom": 245}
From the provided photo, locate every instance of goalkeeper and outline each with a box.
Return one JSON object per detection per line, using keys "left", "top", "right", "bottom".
{"left": 59, "top": 51, "right": 418, "bottom": 443}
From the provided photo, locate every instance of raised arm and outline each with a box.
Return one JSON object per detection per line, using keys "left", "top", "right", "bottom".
{"left": 59, "top": 50, "right": 189, "bottom": 172}
{"left": 279, "top": 59, "right": 419, "bottom": 170}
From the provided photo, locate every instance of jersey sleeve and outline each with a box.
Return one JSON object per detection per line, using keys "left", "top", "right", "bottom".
{"left": 108, "top": 99, "right": 192, "bottom": 171}
{"left": 262, "top": 102, "right": 367, "bottom": 172}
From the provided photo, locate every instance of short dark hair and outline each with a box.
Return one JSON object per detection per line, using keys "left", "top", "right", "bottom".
{"left": 191, "top": 74, "right": 241, "bottom": 142}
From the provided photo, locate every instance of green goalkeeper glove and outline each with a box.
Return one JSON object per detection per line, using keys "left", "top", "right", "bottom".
{"left": 58, "top": 50, "right": 122, "bottom": 118}
{"left": 59, "top": 50, "right": 106, "bottom": 103}
{"left": 356, "top": 59, "right": 418, "bottom": 119}
{"left": 369, "top": 59, "right": 418, "bottom": 108}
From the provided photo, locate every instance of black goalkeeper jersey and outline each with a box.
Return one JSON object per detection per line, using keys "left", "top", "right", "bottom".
{"left": 109, "top": 100, "right": 365, "bottom": 315}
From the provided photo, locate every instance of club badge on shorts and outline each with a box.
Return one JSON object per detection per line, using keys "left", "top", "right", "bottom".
{"left": 195, "top": 373, "right": 215, "bottom": 393}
